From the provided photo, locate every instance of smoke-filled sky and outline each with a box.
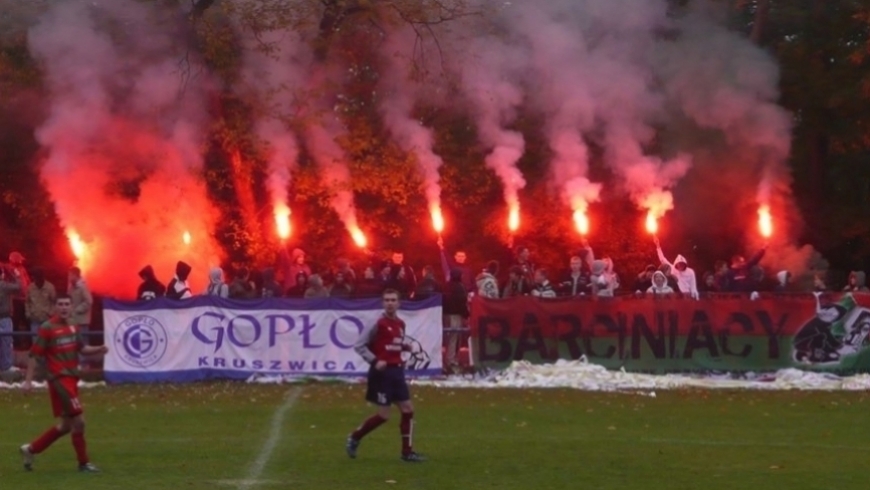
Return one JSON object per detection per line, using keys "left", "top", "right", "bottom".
{"left": 23, "top": 0, "right": 809, "bottom": 295}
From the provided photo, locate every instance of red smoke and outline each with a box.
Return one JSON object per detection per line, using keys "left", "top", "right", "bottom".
{"left": 28, "top": 1, "right": 222, "bottom": 298}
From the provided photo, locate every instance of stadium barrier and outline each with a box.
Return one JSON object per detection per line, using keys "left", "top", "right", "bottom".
{"left": 469, "top": 292, "right": 870, "bottom": 374}
{"left": 8, "top": 291, "right": 867, "bottom": 380}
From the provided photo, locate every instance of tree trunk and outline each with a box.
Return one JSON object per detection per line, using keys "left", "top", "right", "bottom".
{"left": 190, "top": 0, "right": 218, "bottom": 20}
{"left": 749, "top": 0, "right": 770, "bottom": 45}
{"left": 807, "top": 0, "right": 828, "bottom": 204}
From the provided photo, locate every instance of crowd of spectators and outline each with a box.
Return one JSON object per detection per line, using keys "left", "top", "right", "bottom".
{"left": 2, "top": 239, "right": 867, "bottom": 372}
{"left": 0, "top": 252, "right": 92, "bottom": 373}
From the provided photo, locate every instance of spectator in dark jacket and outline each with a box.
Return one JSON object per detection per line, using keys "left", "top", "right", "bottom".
{"left": 531, "top": 269, "right": 557, "bottom": 298}
{"left": 443, "top": 269, "right": 469, "bottom": 369}
{"left": 726, "top": 247, "right": 767, "bottom": 292}
{"left": 559, "top": 256, "right": 591, "bottom": 297}
{"left": 304, "top": 274, "right": 329, "bottom": 298}
{"left": 750, "top": 266, "right": 777, "bottom": 292}
{"left": 512, "top": 246, "right": 536, "bottom": 284}
{"left": 700, "top": 271, "right": 718, "bottom": 294}
{"left": 658, "top": 264, "right": 681, "bottom": 294}
{"left": 633, "top": 265, "right": 656, "bottom": 293}
{"left": 713, "top": 260, "right": 730, "bottom": 292}
{"left": 329, "top": 272, "right": 353, "bottom": 298}
{"left": 137, "top": 265, "right": 166, "bottom": 301}
{"left": 286, "top": 271, "right": 309, "bottom": 298}
{"left": 354, "top": 266, "right": 384, "bottom": 298}
{"left": 230, "top": 268, "right": 257, "bottom": 299}
{"left": 502, "top": 265, "right": 531, "bottom": 298}
{"left": 387, "top": 251, "right": 417, "bottom": 298}
{"left": 415, "top": 266, "right": 441, "bottom": 300}
{"left": 334, "top": 258, "right": 357, "bottom": 287}
{"left": 438, "top": 238, "right": 474, "bottom": 294}
{"left": 261, "top": 268, "right": 283, "bottom": 298}
{"left": 166, "top": 261, "right": 193, "bottom": 300}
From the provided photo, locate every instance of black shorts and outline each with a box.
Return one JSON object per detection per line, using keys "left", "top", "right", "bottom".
{"left": 365, "top": 366, "right": 410, "bottom": 406}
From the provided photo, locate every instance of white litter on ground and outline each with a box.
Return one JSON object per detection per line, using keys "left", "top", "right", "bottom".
{"left": 411, "top": 358, "right": 870, "bottom": 392}
{"left": 5, "top": 359, "right": 869, "bottom": 392}
{"left": 0, "top": 380, "right": 106, "bottom": 390}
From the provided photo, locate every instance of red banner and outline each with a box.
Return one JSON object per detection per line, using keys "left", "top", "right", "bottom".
{"left": 469, "top": 293, "right": 870, "bottom": 373}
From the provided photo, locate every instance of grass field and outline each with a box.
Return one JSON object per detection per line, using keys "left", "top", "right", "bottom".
{"left": 1, "top": 382, "right": 868, "bottom": 489}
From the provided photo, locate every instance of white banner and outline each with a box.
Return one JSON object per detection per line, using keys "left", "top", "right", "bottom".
{"left": 102, "top": 296, "right": 443, "bottom": 383}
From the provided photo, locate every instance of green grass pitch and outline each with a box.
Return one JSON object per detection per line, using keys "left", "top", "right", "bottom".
{"left": 1, "top": 382, "right": 868, "bottom": 489}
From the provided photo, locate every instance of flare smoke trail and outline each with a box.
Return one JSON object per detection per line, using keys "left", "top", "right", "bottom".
{"left": 454, "top": 0, "right": 692, "bottom": 222}
{"left": 653, "top": 4, "right": 810, "bottom": 275}
{"left": 455, "top": 33, "right": 527, "bottom": 221}
{"left": 379, "top": 28, "right": 444, "bottom": 227}
{"left": 240, "top": 28, "right": 313, "bottom": 238}
{"left": 305, "top": 112, "right": 366, "bottom": 247}
{"left": 508, "top": 2, "right": 602, "bottom": 216}
{"left": 656, "top": 6, "right": 792, "bottom": 182}
{"left": 28, "top": 0, "right": 221, "bottom": 297}
{"left": 449, "top": 0, "right": 807, "bottom": 270}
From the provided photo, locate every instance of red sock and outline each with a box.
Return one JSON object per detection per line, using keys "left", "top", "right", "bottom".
{"left": 401, "top": 412, "right": 414, "bottom": 455}
{"left": 71, "top": 432, "right": 89, "bottom": 465}
{"left": 351, "top": 414, "right": 387, "bottom": 441}
{"left": 30, "top": 427, "right": 65, "bottom": 454}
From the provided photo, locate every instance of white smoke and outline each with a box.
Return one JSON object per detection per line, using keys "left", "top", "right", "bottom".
{"left": 378, "top": 27, "right": 444, "bottom": 220}
{"left": 454, "top": 32, "right": 528, "bottom": 212}
{"left": 239, "top": 27, "right": 313, "bottom": 230}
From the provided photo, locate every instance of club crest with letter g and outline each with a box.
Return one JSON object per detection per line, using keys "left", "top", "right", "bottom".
{"left": 114, "top": 315, "right": 169, "bottom": 368}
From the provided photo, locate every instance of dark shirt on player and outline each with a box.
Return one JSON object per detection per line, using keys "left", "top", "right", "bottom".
{"left": 354, "top": 315, "right": 413, "bottom": 366}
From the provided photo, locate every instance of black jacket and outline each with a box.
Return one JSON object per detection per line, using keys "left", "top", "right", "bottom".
{"left": 137, "top": 265, "right": 166, "bottom": 300}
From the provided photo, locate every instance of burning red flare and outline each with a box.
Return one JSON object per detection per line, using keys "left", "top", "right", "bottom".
{"left": 758, "top": 205, "right": 773, "bottom": 238}
{"left": 350, "top": 227, "right": 367, "bottom": 248}
{"left": 645, "top": 211, "right": 658, "bottom": 235}
{"left": 67, "top": 229, "right": 92, "bottom": 272}
{"left": 573, "top": 210, "right": 589, "bottom": 236}
{"left": 508, "top": 205, "right": 520, "bottom": 233}
{"left": 69, "top": 231, "right": 85, "bottom": 258}
{"left": 274, "top": 203, "right": 292, "bottom": 240}
{"left": 183, "top": 230, "right": 191, "bottom": 246}
{"left": 431, "top": 206, "right": 445, "bottom": 235}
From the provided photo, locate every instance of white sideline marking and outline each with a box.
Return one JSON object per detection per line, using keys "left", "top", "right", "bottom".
{"left": 216, "top": 479, "right": 281, "bottom": 487}
{"left": 237, "top": 388, "right": 301, "bottom": 490}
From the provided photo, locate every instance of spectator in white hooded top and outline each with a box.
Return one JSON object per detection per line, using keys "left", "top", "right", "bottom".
{"left": 205, "top": 267, "right": 229, "bottom": 297}
{"left": 647, "top": 271, "right": 674, "bottom": 296}
{"left": 476, "top": 261, "right": 500, "bottom": 299}
{"left": 654, "top": 237, "right": 699, "bottom": 299}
